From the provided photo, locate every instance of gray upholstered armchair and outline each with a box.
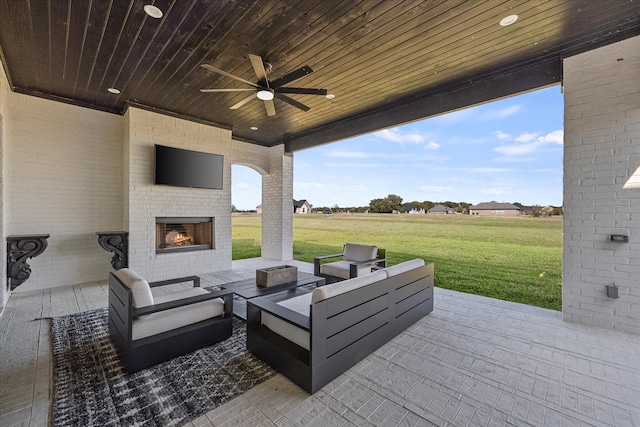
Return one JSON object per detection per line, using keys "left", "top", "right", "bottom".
{"left": 108, "top": 268, "right": 233, "bottom": 373}
{"left": 313, "top": 243, "right": 386, "bottom": 283}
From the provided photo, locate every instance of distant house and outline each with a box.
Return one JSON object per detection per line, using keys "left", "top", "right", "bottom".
{"left": 427, "top": 204, "right": 454, "bottom": 214}
{"left": 469, "top": 201, "right": 520, "bottom": 216}
{"left": 257, "top": 199, "right": 312, "bottom": 214}
{"left": 293, "top": 199, "right": 311, "bottom": 214}
{"left": 403, "top": 203, "right": 425, "bottom": 214}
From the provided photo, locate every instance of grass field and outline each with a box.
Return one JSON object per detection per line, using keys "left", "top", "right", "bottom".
{"left": 232, "top": 213, "right": 563, "bottom": 311}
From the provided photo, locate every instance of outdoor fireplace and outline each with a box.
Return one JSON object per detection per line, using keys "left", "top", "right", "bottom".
{"left": 156, "top": 217, "right": 213, "bottom": 254}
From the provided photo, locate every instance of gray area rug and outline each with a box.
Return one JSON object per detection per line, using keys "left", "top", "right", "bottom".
{"left": 50, "top": 306, "right": 275, "bottom": 427}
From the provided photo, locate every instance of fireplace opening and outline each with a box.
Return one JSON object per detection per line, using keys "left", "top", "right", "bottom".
{"left": 156, "top": 217, "right": 213, "bottom": 254}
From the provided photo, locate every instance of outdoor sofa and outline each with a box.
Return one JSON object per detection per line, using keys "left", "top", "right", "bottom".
{"left": 246, "top": 259, "right": 433, "bottom": 393}
{"left": 108, "top": 268, "right": 234, "bottom": 373}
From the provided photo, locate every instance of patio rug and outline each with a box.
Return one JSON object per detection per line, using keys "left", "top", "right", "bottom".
{"left": 50, "top": 306, "right": 276, "bottom": 427}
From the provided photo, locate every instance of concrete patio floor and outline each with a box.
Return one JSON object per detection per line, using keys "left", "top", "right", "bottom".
{"left": 1, "top": 258, "right": 639, "bottom": 426}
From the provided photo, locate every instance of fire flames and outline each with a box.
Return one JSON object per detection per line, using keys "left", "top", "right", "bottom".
{"left": 165, "top": 231, "right": 193, "bottom": 247}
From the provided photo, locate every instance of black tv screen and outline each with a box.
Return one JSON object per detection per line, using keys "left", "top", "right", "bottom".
{"left": 154, "top": 145, "right": 223, "bottom": 190}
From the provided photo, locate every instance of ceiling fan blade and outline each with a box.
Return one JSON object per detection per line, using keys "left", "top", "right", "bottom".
{"left": 274, "top": 93, "right": 310, "bottom": 112}
{"left": 270, "top": 66, "right": 313, "bottom": 89}
{"left": 230, "top": 93, "right": 256, "bottom": 109}
{"left": 276, "top": 87, "right": 327, "bottom": 95}
{"left": 200, "top": 88, "right": 255, "bottom": 93}
{"left": 201, "top": 64, "right": 257, "bottom": 87}
{"left": 264, "top": 99, "right": 276, "bottom": 116}
{"left": 248, "top": 54, "right": 269, "bottom": 84}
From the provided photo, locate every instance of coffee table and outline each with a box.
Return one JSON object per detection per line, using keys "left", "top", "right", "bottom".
{"left": 222, "top": 273, "right": 326, "bottom": 320}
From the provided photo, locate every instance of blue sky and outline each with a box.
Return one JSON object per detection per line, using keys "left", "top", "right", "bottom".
{"left": 232, "top": 85, "right": 564, "bottom": 210}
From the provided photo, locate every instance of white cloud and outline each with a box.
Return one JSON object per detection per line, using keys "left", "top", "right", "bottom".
{"left": 426, "top": 141, "right": 440, "bottom": 150}
{"left": 374, "top": 127, "right": 424, "bottom": 144}
{"left": 235, "top": 182, "right": 251, "bottom": 190}
{"left": 494, "top": 130, "right": 564, "bottom": 157}
{"left": 494, "top": 130, "right": 510, "bottom": 140}
{"left": 445, "top": 136, "right": 490, "bottom": 145}
{"left": 515, "top": 133, "right": 538, "bottom": 143}
{"left": 538, "top": 130, "right": 564, "bottom": 144}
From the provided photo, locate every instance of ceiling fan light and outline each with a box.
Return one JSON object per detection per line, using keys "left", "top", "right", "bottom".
{"left": 257, "top": 89, "right": 274, "bottom": 100}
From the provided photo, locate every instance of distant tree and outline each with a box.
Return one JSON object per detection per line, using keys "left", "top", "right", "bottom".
{"left": 369, "top": 198, "right": 386, "bottom": 213}
{"left": 369, "top": 194, "right": 403, "bottom": 213}
{"left": 232, "top": 204, "right": 237, "bottom": 212}
{"left": 551, "top": 206, "right": 563, "bottom": 216}
{"left": 458, "top": 202, "right": 472, "bottom": 214}
{"left": 531, "top": 205, "right": 544, "bottom": 217}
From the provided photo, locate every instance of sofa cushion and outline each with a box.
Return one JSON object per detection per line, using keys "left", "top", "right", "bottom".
{"left": 114, "top": 268, "right": 154, "bottom": 308}
{"left": 261, "top": 313, "right": 310, "bottom": 351}
{"left": 132, "top": 288, "right": 224, "bottom": 340}
{"left": 384, "top": 259, "right": 425, "bottom": 278}
{"left": 320, "top": 260, "right": 375, "bottom": 280}
{"left": 260, "top": 292, "right": 313, "bottom": 350}
{"left": 311, "top": 270, "right": 387, "bottom": 303}
{"left": 342, "top": 243, "right": 378, "bottom": 262}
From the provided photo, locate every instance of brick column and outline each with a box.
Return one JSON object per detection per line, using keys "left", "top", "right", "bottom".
{"left": 261, "top": 146, "right": 293, "bottom": 261}
{"left": 563, "top": 36, "right": 640, "bottom": 334}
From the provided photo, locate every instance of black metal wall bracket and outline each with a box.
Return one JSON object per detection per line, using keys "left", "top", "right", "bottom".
{"left": 6, "top": 234, "right": 50, "bottom": 290}
{"left": 96, "top": 231, "right": 129, "bottom": 270}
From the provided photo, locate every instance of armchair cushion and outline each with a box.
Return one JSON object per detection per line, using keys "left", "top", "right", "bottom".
{"left": 343, "top": 243, "right": 378, "bottom": 262}
{"left": 114, "top": 268, "right": 154, "bottom": 308}
{"left": 132, "top": 287, "right": 225, "bottom": 340}
{"left": 320, "top": 261, "right": 374, "bottom": 280}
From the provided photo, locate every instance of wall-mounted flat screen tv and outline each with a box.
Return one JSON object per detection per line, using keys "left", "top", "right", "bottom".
{"left": 154, "top": 145, "right": 224, "bottom": 190}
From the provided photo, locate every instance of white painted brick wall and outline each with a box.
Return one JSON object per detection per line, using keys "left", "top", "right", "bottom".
{"left": 261, "top": 147, "right": 293, "bottom": 260}
{"left": 563, "top": 36, "right": 640, "bottom": 334}
{"left": 125, "top": 108, "right": 285, "bottom": 281}
{"left": 6, "top": 92, "right": 123, "bottom": 292}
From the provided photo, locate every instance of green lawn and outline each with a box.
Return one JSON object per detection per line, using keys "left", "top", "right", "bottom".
{"left": 232, "top": 213, "right": 563, "bottom": 311}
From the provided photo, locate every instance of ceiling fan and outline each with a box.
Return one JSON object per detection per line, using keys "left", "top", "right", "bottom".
{"left": 200, "top": 54, "right": 328, "bottom": 116}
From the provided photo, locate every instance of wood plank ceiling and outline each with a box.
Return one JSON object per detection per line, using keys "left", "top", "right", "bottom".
{"left": 0, "top": 0, "right": 638, "bottom": 151}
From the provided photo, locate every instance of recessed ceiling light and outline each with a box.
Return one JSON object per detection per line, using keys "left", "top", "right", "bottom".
{"left": 144, "top": 4, "right": 163, "bottom": 19}
{"left": 107, "top": 87, "right": 120, "bottom": 94}
{"left": 326, "top": 93, "right": 335, "bottom": 99}
{"left": 500, "top": 14, "right": 518, "bottom": 27}
{"left": 250, "top": 126, "right": 258, "bottom": 130}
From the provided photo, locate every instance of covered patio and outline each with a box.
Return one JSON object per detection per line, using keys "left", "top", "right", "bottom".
{"left": 1, "top": 1, "right": 640, "bottom": 425}
{"left": 2, "top": 259, "right": 639, "bottom": 426}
